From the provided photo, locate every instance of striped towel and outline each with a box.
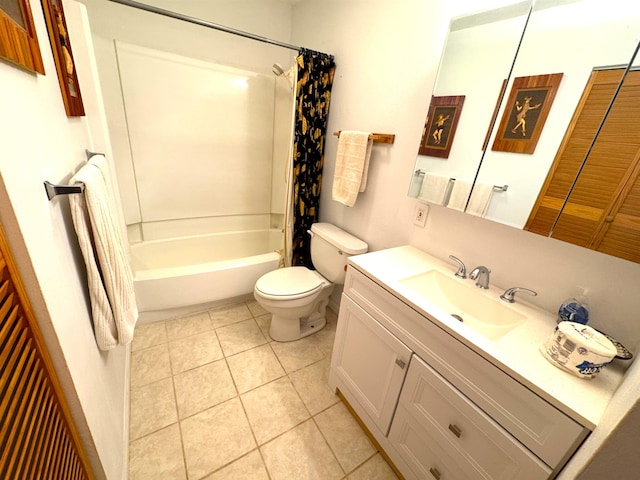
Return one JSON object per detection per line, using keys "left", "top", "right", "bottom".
{"left": 69, "top": 155, "right": 138, "bottom": 350}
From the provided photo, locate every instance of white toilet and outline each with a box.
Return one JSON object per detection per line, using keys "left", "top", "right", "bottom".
{"left": 254, "top": 223, "right": 368, "bottom": 342}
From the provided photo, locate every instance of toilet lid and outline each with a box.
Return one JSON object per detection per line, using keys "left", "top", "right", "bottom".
{"left": 255, "top": 267, "right": 324, "bottom": 298}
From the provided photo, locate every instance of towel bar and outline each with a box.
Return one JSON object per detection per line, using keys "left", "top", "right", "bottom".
{"left": 333, "top": 131, "right": 395, "bottom": 144}
{"left": 447, "top": 177, "right": 509, "bottom": 193}
{"left": 85, "top": 149, "right": 104, "bottom": 159}
{"left": 44, "top": 181, "right": 85, "bottom": 200}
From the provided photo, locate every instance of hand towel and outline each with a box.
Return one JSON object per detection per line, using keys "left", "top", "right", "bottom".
{"left": 332, "top": 131, "right": 373, "bottom": 206}
{"left": 447, "top": 179, "right": 473, "bottom": 212}
{"left": 466, "top": 183, "right": 494, "bottom": 217}
{"left": 418, "top": 173, "right": 453, "bottom": 205}
{"left": 69, "top": 155, "right": 138, "bottom": 350}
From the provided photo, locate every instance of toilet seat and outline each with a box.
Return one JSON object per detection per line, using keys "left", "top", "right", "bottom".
{"left": 254, "top": 267, "right": 326, "bottom": 300}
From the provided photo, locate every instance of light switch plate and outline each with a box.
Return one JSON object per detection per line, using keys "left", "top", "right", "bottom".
{"left": 413, "top": 203, "right": 428, "bottom": 227}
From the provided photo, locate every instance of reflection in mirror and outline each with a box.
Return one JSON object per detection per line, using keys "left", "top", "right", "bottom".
{"left": 473, "top": 0, "right": 640, "bottom": 231}
{"left": 533, "top": 44, "right": 640, "bottom": 264}
{"left": 408, "top": 2, "right": 531, "bottom": 206}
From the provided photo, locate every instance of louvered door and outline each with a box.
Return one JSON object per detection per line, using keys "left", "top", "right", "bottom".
{"left": 525, "top": 69, "right": 640, "bottom": 263}
{"left": 0, "top": 223, "right": 93, "bottom": 479}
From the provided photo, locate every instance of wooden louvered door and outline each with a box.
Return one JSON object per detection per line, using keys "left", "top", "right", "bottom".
{"left": 0, "top": 223, "right": 93, "bottom": 479}
{"left": 525, "top": 69, "right": 640, "bottom": 263}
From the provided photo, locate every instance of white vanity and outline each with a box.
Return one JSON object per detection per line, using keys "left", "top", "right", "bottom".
{"left": 329, "top": 246, "right": 625, "bottom": 480}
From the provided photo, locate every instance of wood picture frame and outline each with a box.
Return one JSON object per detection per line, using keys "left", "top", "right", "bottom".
{"left": 42, "top": 0, "right": 85, "bottom": 116}
{"left": 0, "top": 0, "right": 45, "bottom": 73}
{"left": 418, "top": 95, "right": 465, "bottom": 158}
{"left": 492, "top": 73, "right": 563, "bottom": 154}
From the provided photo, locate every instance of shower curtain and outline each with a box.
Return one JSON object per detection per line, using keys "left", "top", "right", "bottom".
{"left": 291, "top": 48, "right": 336, "bottom": 267}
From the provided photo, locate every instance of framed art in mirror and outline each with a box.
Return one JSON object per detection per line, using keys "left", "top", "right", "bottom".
{"left": 42, "top": 0, "right": 85, "bottom": 116}
{"left": 0, "top": 0, "right": 44, "bottom": 73}
{"left": 418, "top": 95, "right": 465, "bottom": 158}
{"left": 492, "top": 73, "right": 563, "bottom": 154}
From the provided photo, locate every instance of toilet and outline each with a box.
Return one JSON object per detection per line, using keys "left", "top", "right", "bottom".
{"left": 254, "top": 223, "right": 368, "bottom": 342}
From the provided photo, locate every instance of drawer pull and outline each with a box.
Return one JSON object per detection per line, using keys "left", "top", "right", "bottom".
{"left": 395, "top": 358, "right": 407, "bottom": 369}
{"left": 430, "top": 467, "right": 441, "bottom": 479}
{"left": 448, "top": 423, "right": 462, "bottom": 438}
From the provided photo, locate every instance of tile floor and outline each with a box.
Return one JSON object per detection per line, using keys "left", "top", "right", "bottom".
{"left": 128, "top": 300, "right": 400, "bottom": 480}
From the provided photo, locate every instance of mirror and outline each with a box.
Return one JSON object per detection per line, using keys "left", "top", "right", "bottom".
{"left": 410, "top": 0, "right": 640, "bottom": 263}
{"left": 409, "top": 1, "right": 531, "bottom": 204}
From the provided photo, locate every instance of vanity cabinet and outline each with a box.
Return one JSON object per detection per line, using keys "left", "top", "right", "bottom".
{"left": 330, "top": 295, "right": 412, "bottom": 435}
{"left": 330, "top": 265, "right": 589, "bottom": 480}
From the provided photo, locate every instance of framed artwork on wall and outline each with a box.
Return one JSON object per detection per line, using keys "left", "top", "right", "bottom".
{"left": 42, "top": 0, "right": 85, "bottom": 116}
{"left": 492, "top": 73, "right": 563, "bottom": 154}
{"left": 0, "top": 0, "right": 45, "bottom": 73}
{"left": 418, "top": 95, "right": 465, "bottom": 158}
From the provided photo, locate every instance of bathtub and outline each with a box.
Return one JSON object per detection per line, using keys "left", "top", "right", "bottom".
{"left": 130, "top": 229, "right": 282, "bottom": 311}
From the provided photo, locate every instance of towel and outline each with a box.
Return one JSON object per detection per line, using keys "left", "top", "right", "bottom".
{"left": 447, "top": 179, "right": 473, "bottom": 212}
{"left": 418, "top": 173, "right": 452, "bottom": 205}
{"left": 466, "top": 183, "right": 494, "bottom": 217}
{"left": 69, "top": 155, "right": 138, "bottom": 350}
{"left": 332, "top": 131, "right": 373, "bottom": 206}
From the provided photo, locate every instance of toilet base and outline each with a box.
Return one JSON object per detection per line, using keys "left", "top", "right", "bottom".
{"left": 269, "top": 298, "right": 329, "bottom": 342}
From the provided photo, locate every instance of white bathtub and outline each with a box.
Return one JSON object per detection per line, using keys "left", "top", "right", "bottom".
{"left": 130, "top": 229, "right": 282, "bottom": 311}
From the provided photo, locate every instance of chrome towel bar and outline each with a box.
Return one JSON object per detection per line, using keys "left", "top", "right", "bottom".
{"left": 44, "top": 181, "right": 84, "bottom": 200}
{"left": 44, "top": 149, "right": 103, "bottom": 200}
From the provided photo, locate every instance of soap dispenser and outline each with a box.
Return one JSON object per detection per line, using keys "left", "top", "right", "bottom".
{"left": 557, "top": 287, "right": 590, "bottom": 325}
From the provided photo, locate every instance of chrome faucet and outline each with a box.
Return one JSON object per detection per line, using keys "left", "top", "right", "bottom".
{"left": 448, "top": 255, "right": 467, "bottom": 279}
{"left": 500, "top": 287, "right": 537, "bottom": 303}
{"left": 469, "top": 266, "right": 491, "bottom": 289}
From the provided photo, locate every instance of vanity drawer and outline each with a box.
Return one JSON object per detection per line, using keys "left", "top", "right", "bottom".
{"left": 345, "top": 266, "right": 587, "bottom": 468}
{"left": 389, "top": 354, "right": 551, "bottom": 480}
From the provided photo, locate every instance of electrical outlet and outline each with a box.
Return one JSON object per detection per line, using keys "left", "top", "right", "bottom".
{"left": 413, "top": 203, "right": 428, "bottom": 227}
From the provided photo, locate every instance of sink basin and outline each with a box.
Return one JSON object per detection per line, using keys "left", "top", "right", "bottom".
{"left": 399, "top": 270, "right": 526, "bottom": 341}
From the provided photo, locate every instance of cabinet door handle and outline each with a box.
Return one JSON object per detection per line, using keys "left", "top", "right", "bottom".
{"left": 395, "top": 358, "right": 406, "bottom": 369}
{"left": 448, "top": 423, "right": 462, "bottom": 438}
{"left": 430, "top": 467, "right": 441, "bottom": 479}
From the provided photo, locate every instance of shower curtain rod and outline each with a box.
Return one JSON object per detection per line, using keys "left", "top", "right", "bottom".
{"left": 107, "top": 0, "right": 302, "bottom": 52}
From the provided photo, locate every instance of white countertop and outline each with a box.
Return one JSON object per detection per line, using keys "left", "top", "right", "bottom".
{"left": 348, "top": 245, "right": 626, "bottom": 429}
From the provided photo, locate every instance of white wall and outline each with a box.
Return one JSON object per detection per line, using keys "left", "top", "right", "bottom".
{"left": 291, "top": 0, "right": 640, "bottom": 477}
{"left": 0, "top": 1, "right": 128, "bottom": 478}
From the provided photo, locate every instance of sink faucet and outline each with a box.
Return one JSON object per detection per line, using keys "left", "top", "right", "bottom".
{"left": 469, "top": 266, "right": 491, "bottom": 289}
{"left": 500, "top": 287, "right": 537, "bottom": 303}
{"left": 448, "top": 255, "right": 467, "bottom": 279}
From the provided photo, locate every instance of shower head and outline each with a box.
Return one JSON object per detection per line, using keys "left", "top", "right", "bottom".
{"left": 272, "top": 63, "right": 286, "bottom": 76}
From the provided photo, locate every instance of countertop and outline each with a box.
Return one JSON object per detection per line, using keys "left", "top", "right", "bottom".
{"left": 347, "top": 245, "right": 626, "bottom": 429}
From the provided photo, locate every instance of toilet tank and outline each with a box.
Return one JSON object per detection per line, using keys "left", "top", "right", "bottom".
{"left": 310, "top": 223, "right": 368, "bottom": 284}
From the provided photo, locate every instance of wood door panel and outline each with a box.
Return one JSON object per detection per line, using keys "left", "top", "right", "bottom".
{"left": 526, "top": 69, "right": 640, "bottom": 261}
{"left": 0, "top": 225, "right": 93, "bottom": 479}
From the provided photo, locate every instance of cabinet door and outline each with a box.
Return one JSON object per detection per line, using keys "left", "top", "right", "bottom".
{"left": 331, "top": 294, "right": 412, "bottom": 435}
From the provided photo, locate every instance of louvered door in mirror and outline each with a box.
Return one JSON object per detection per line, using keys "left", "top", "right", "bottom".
{"left": 0, "top": 224, "right": 93, "bottom": 479}
{"left": 525, "top": 69, "right": 640, "bottom": 263}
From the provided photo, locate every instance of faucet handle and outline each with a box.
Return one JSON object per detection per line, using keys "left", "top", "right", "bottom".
{"left": 500, "top": 287, "right": 537, "bottom": 303}
{"left": 448, "top": 255, "right": 466, "bottom": 279}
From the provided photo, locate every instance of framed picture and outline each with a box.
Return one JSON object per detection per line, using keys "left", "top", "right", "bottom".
{"left": 418, "top": 95, "right": 465, "bottom": 158}
{"left": 42, "top": 0, "right": 85, "bottom": 116}
{"left": 492, "top": 73, "right": 563, "bottom": 154}
{"left": 0, "top": 0, "right": 44, "bottom": 73}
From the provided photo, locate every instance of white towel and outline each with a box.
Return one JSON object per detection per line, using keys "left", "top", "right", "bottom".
{"left": 466, "top": 183, "right": 494, "bottom": 217}
{"left": 69, "top": 155, "right": 138, "bottom": 350}
{"left": 418, "top": 173, "right": 452, "bottom": 205}
{"left": 332, "top": 131, "right": 373, "bottom": 206}
{"left": 447, "top": 179, "right": 473, "bottom": 212}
